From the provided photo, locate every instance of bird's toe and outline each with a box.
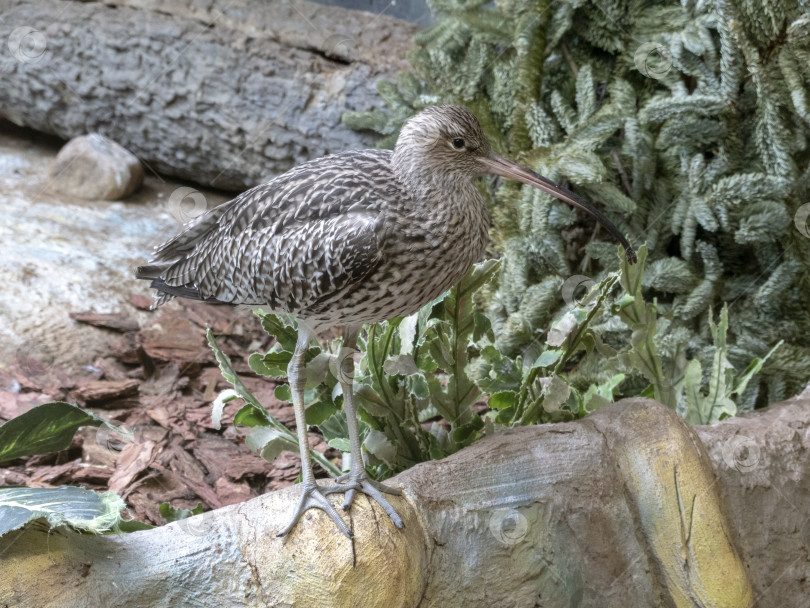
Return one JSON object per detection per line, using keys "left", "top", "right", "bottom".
{"left": 277, "top": 482, "right": 352, "bottom": 538}
{"left": 323, "top": 475, "right": 405, "bottom": 528}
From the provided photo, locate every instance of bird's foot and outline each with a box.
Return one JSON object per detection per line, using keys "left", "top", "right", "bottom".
{"left": 276, "top": 481, "right": 352, "bottom": 538}
{"left": 323, "top": 472, "right": 404, "bottom": 529}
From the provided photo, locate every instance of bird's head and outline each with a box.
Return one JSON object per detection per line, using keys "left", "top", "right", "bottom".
{"left": 394, "top": 105, "right": 637, "bottom": 264}
{"left": 393, "top": 105, "right": 493, "bottom": 179}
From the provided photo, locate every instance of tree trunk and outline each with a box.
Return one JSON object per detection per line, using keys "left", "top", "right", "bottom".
{"left": 0, "top": 0, "right": 417, "bottom": 190}
{"left": 2, "top": 397, "right": 808, "bottom": 607}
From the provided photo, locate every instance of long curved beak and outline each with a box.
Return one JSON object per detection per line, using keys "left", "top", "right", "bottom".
{"left": 480, "top": 154, "right": 637, "bottom": 264}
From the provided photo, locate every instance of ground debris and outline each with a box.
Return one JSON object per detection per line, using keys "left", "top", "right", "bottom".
{"left": 0, "top": 298, "right": 338, "bottom": 526}
{"left": 74, "top": 379, "right": 140, "bottom": 405}
{"left": 69, "top": 311, "right": 140, "bottom": 332}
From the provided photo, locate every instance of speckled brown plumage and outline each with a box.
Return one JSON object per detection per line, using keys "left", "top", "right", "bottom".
{"left": 136, "top": 106, "right": 635, "bottom": 539}
{"left": 137, "top": 109, "right": 491, "bottom": 332}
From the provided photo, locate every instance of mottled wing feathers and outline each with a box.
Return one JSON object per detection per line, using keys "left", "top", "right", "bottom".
{"left": 253, "top": 213, "right": 382, "bottom": 311}
{"left": 151, "top": 198, "right": 240, "bottom": 263}
{"left": 141, "top": 150, "right": 394, "bottom": 313}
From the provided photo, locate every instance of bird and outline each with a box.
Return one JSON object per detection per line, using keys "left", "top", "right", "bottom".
{"left": 137, "top": 105, "right": 636, "bottom": 539}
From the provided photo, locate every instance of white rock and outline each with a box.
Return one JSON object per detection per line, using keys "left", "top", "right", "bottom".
{"left": 48, "top": 134, "right": 143, "bottom": 200}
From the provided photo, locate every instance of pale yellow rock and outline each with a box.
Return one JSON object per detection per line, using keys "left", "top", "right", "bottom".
{"left": 236, "top": 488, "right": 429, "bottom": 608}
{"left": 594, "top": 400, "right": 753, "bottom": 608}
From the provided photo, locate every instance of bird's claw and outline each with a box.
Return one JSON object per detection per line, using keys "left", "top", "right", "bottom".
{"left": 277, "top": 481, "right": 352, "bottom": 538}
{"left": 323, "top": 473, "right": 404, "bottom": 528}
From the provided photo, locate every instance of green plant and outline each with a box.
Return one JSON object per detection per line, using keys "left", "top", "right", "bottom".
{"left": 344, "top": 0, "right": 810, "bottom": 407}
{"left": 0, "top": 402, "right": 145, "bottom": 538}
{"left": 683, "top": 305, "right": 782, "bottom": 424}
{"left": 211, "top": 245, "right": 776, "bottom": 478}
{"left": 212, "top": 260, "right": 501, "bottom": 479}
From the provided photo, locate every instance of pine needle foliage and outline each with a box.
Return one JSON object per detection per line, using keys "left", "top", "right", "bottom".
{"left": 345, "top": 0, "right": 810, "bottom": 405}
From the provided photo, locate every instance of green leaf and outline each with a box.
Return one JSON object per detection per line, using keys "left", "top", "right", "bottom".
{"left": 383, "top": 354, "right": 420, "bottom": 376}
{"left": 703, "top": 305, "right": 736, "bottom": 423}
{"left": 328, "top": 438, "right": 352, "bottom": 452}
{"left": 450, "top": 416, "right": 484, "bottom": 446}
{"left": 472, "top": 310, "right": 494, "bottom": 342}
{"left": 160, "top": 502, "right": 203, "bottom": 523}
{"left": 318, "top": 411, "right": 350, "bottom": 444}
{"left": 249, "top": 352, "right": 291, "bottom": 378}
{"left": 233, "top": 404, "right": 270, "bottom": 428}
{"left": 114, "top": 519, "right": 155, "bottom": 532}
{"left": 255, "top": 312, "right": 299, "bottom": 352}
{"left": 246, "top": 426, "right": 298, "bottom": 462}
{"left": 207, "top": 329, "right": 271, "bottom": 424}
{"left": 469, "top": 345, "right": 522, "bottom": 394}
{"left": 488, "top": 391, "right": 517, "bottom": 409}
{"left": 582, "top": 374, "right": 625, "bottom": 412}
{"left": 274, "top": 384, "right": 292, "bottom": 402}
{"left": 409, "top": 373, "right": 431, "bottom": 400}
{"left": 457, "top": 259, "right": 500, "bottom": 296}
{"left": 684, "top": 359, "right": 704, "bottom": 424}
{"left": 428, "top": 433, "right": 446, "bottom": 460}
{"left": 547, "top": 312, "right": 578, "bottom": 347}
{"left": 533, "top": 349, "right": 563, "bottom": 369}
{"left": 306, "top": 353, "right": 332, "bottom": 388}
{"left": 0, "top": 487, "right": 126, "bottom": 538}
{"left": 0, "top": 402, "right": 104, "bottom": 464}
{"left": 732, "top": 340, "right": 783, "bottom": 399}
{"left": 363, "top": 429, "right": 398, "bottom": 467}
{"left": 306, "top": 400, "right": 339, "bottom": 426}
{"left": 616, "top": 245, "right": 676, "bottom": 408}
{"left": 354, "top": 383, "right": 392, "bottom": 417}
{"left": 543, "top": 376, "right": 570, "bottom": 413}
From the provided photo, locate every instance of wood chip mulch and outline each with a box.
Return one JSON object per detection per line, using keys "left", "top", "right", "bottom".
{"left": 0, "top": 298, "right": 339, "bottom": 526}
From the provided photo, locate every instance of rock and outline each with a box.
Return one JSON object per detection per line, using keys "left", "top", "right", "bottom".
{"left": 0, "top": 121, "right": 228, "bottom": 374}
{"left": 0, "top": 0, "right": 418, "bottom": 190}
{"left": 48, "top": 134, "right": 143, "bottom": 200}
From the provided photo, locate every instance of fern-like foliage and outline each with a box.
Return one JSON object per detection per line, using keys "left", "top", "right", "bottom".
{"left": 345, "top": 0, "right": 810, "bottom": 404}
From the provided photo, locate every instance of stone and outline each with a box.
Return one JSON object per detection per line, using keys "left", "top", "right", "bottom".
{"left": 0, "top": 121, "right": 228, "bottom": 374}
{"left": 0, "top": 0, "right": 418, "bottom": 190}
{"left": 48, "top": 134, "right": 143, "bottom": 200}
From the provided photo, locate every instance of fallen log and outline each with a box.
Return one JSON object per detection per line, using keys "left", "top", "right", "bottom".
{"left": 0, "top": 0, "right": 418, "bottom": 190}
{"left": 3, "top": 397, "right": 807, "bottom": 607}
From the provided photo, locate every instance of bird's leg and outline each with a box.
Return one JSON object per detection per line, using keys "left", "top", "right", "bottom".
{"left": 277, "top": 324, "right": 351, "bottom": 538}
{"left": 323, "top": 327, "right": 404, "bottom": 529}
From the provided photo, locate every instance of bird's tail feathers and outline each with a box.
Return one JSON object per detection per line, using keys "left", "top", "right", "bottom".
{"left": 135, "top": 264, "right": 167, "bottom": 280}
{"left": 136, "top": 264, "right": 197, "bottom": 309}
{"left": 151, "top": 199, "right": 236, "bottom": 263}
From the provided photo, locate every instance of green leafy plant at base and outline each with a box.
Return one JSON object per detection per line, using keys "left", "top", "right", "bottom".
{"left": 683, "top": 305, "right": 782, "bottom": 425}
{"left": 211, "top": 248, "right": 776, "bottom": 477}
{"left": 212, "top": 260, "right": 502, "bottom": 480}
{"left": 207, "top": 328, "right": 341, "bottom": 478}
{"left": 468, "top": 268, "right": 622, "bottom": 426}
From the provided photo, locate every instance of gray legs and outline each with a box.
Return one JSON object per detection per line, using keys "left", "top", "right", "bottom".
{"left": 277, "top": 324, "right": 404, "bottom": 538}
{"left": 322, "top": 326, "right": 404, "bottom": 529}
{"left": 277, "top": 324, "right": 352, "bottom": 538}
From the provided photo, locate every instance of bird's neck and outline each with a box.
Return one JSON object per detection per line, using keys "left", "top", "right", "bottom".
{"left": 390, "top": 149, "right": 475, "bottom": 205}
{"left": 389, "top": 149, "right": 490, "bottom": 261}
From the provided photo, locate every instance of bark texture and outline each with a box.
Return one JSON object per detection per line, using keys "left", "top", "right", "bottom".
{"left": 2, "top": 397, "right": 808, "bottom": 607}
{"left": 0, "top": 0, "right": 418, "bottom": 190}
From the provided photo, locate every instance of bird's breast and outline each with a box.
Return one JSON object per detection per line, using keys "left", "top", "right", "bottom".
{"left": 374, "top": 188, "right": 490, "bottom": 307}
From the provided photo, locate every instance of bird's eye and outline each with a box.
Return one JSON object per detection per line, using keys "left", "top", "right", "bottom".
{"left": 452, "top": 138, "right": 465, "bottom": 150}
